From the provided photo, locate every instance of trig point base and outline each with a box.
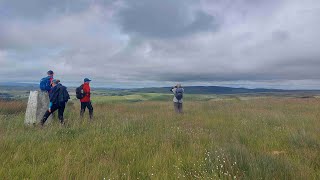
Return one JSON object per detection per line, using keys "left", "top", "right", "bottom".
{"left": 25, "top": 91, "right": 52, "bottom": 125}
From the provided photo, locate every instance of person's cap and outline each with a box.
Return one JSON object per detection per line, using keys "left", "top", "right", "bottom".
{"left": 47, "top": 70, "right": 54, "bottom": 75}
{"left": 84, "top": 78, "right": 91, "bottom": 82}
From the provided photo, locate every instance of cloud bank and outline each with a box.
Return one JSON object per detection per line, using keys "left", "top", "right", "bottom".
{"left": 0, "top": 0, "right": 319, "bottom": 89}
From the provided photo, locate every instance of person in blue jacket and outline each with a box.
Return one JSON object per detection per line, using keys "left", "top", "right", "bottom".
{"left": 40, "top": 70, "right": 54, "bottom": 93}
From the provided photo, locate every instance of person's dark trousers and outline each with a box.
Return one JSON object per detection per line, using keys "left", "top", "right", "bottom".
{"left": 174, "top": 102, "right": 183, "bottom": 113}
{"left": 41, "top": 103, "right": 65, "bottom": 125}
{"left": 41, "top": 90, "right": 55, "bottom": 118}
{"left": 80, "top": 101, "right": 93, "bottom": 119}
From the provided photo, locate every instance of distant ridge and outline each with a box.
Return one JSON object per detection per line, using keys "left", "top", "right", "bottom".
{"left": 0, "top": 83, "right": 38, "bottom": 91}
{"left": 0, "top": 82, "right": 38, "bottom": 87}
{"left": 130, "top": 86, "right": 320, "bottom": 94}
{"left": 1, "top": 83, "right": 320, "bottom": 95}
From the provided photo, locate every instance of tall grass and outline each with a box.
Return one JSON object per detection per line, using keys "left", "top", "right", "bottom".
{"left": 0, "top": 97, "right": 319, "bottom": 179}
{"left": 0, "top": 100, "right": 27, "bottom": 114}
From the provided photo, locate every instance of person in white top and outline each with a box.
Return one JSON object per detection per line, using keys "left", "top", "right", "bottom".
{"left": 170, "top": 84, "right": 184, "bottom": 113}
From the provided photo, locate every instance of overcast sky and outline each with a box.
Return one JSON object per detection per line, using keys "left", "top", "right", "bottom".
{"left": 0, "top": 0, "right": 319, "bottom": 89}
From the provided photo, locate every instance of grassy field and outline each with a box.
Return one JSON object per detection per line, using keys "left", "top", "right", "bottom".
{"left": 0, "top": 95, "right": 320, "bottom": 179}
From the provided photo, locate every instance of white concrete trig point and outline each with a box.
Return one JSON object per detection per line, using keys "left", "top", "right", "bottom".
{"left": 25, "top": 91, "right": 52, "bottom": 125}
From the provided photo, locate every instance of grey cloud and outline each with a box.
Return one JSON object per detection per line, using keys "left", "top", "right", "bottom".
{"left": 1, "top": 0, "right": 320, "bottom": 89}
{"left": 272, "top": 30, "right": 290, "bottom": 42}
{"left": 116, "top": 0, "right": 217, "bottom": 38}
{"left": 0, "top": 0, "right": 90, "bottom": 19}
{"left": 0, "top": 4, "right": 123, "bottom": 50}
{"left": 0, "top": 0, "right": 118, "bottom": 20}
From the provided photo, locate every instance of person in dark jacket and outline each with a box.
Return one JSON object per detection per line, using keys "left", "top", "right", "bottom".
{"left": 80, "top": 78, "right": 93, "bottom": 120}
{"left": 41, "top": 79, "right": 70, "bottom": 126}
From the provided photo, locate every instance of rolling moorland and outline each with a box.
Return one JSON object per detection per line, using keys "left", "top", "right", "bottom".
{"left": 0, "top": 85, "right": 320, "bottom": 179}
{"left": 1, "top": 83, "right": 320, "bottom": 100}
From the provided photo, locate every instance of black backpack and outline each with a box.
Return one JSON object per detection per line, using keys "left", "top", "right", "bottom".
{"left": 50, "top": 84, "right": 70, "bottom": 105}
{"left": 76, "top": 85, "right": 85, "bottom": 99}
{"left": 58, "top": 86, "right": 70, "bottom": 104}
{"left": 175, "top": 88, "right": 183, "bottom": 100}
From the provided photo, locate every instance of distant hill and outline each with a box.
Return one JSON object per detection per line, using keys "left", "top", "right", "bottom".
{"left": 0, "top": 82, "right": 38, "bottom": 87}
{"left": 1, "top": 83, "right": 320, "bottom": 96}
{"left": 0, "top": 93, "right": 13, "bottom": 99}
{"left": 0, "top": 83, "right": 38, "bottom": 91}
{"left": 130, "top": 86, "right": 320, "bottom": 95}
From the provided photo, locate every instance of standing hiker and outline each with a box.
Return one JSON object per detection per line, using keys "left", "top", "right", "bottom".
{"left": 77, "top": 78, "right": 93, "bottom": 120}
{"left": 171, "top": 84, "right": 184, "bottom": 113}
{"left": 40, "top": 79, "right": 70, "bottom": 126}
{"left": 40, "top": 70, "right": 54, "bottom": 93}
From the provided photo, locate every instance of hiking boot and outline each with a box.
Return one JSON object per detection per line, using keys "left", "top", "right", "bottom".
{"left": 60, "top": 121, "right": 65, "bottom": 126}
{"left": 40, "top": 118, "right": 46, "bottom": 127}
{"left": 80, "top": 110, "right": 85, "bottom": 118}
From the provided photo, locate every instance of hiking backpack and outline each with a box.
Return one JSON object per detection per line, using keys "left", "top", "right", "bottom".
{"left": 61, "top": 87, "right": 70, "bottom": 103}
{"left": 40, "top": 77, "right": 51, "bottom": 91}
{"left": 76, "top": 85, "right": 85, "bottom": 99}
{"left": 175, "top": 88, "right": 183, "bottom": 101}
{"left": 55, "top": 85, "right": 70, "bottom": 105}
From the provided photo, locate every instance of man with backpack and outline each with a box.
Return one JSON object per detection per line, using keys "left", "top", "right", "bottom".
{"left": 40, "top": 79, "right": 70, "bottom": 126}
{"left": 171, "top": 84, "right": 184, "bottom": 113}
{"left": 40, "top": 70, "right": 54, "bottom": 93}
{"left": 76, "top": 78, "right": 93, "bottom": 120}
